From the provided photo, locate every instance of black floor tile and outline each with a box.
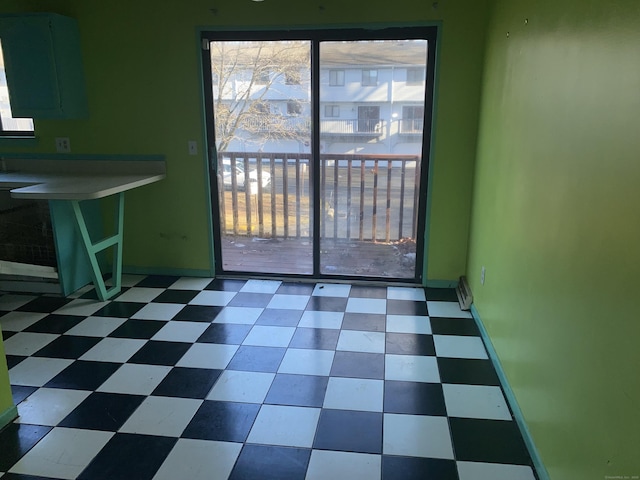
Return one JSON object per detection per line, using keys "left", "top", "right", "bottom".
{"left": 2, "top": 330, "right": 16, "bottom": 341}
{"left": 59, "top": 392, "right": 145, "bottom": 431}
{"left": 2, "top": 474, "right": 63, "bottom": 480}
{"left": 306, "top": 296, "right": 348, "bottom": 312}
{"left": 151, "top": 290, "right": 198, "bottom": 304}
{"left": 128, "top": 341, "right": 191, "bottom": 366}
{"left": 342, "top": 313, "right": 386, "bottom": 332}
{"left": 437, "top": 357, "right": 500, "bottom": 386}
{"left": 171, "top": 305, "right": 224, "bottom": 322}
{"left": 5, "top": 355, "right": 26, "bottom": 369}
{"left": 45, "top": 361, "right": 120, "bottom": 390}
{"left": 230, "top": 445, "right": 311, "bottom": 480}
{"left": 93, "top": 302, "right": 145, "bottom": 318}
{"left": 385, "top": 332, "right": 435, "bottom": 355}
{"left": 0, "top": 423, "right": 52, "bottom": 471}
{"left": 265, "top": 374, "right": 329, "bottom": 407}
{"left": 430, "top": 317, "right": 480, "bottom": 336}
{"left": 78, "top": 433, "right": 177, "bottom": 480}
{"left": 228, "top": 292, "right": 273, "bottom": 308}
{"left": 205, "top": 279, "right": 246, "bottom": 291}
{"left": 384, "top": 380, "right": 447, "bottom": 415}
{"left": 256, "top": 309, "right": 303, "bottom": 327}
{"left": 349, "top": 285, "right": 387, "bottom": 299}
{"left": 11, "top": 385, "right": 38, "bottom": 405}
{"left": 330, "top": 351, "right": 384, "bottom": 379}
{"left": 289, "top": 327, "right": 339, "bottom": 350}
{"left": 152, "top": 367, "right": 222, "bottom": 399}
{"left": 16, "top": 296, "right": 71, "bottom": 313}
{"left": 386, "top": 299, "right": 428, "bottom": 316}
{"left": 196, "top": 323, "right": 252, "bottom": 344}
{"left": 135, "top": 275, "right": 180, "bottom": 288}
{"left": 313, "top": 409, "right": 382, "bottom": 454}
{"left": 24, "top": 315, "right": 84, "bottom": 334}
{"left": 449, "top": 417, "right": 533, "bottom": 465}
{"left": 276, "top": 283, "right": 315, "bottom": 295}
{"left": 227, "top": 346, "right": 286, "bottom": 373}
{"left": 424, "top": 287, "right": 458, "bottom": 302}
{"left": 182, "top": 400, "right": 260, "bottom": 442}
{"left": 33, "top": 335, "right": 101, "bottom": 359}
{"left": 382, "top": 456, "right": 459, "bottom": 480}
{"left": 108, "top": 319, "right": 166, "bottom": 339}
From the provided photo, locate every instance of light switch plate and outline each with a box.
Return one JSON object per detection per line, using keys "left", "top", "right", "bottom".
{"left": 188, "top": 140, "right": 198, "bottom": 155}
{"left": 55, "top": 137, "right": 71, "bottom": 153}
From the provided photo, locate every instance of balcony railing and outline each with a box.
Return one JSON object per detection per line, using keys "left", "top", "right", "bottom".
{"left": 320, "top": 119, "right": 386, "bottom": 136}
{"left": 217, "top": 152, "right": 420, "bottom": 243}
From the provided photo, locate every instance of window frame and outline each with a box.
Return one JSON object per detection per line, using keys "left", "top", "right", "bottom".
{"left": 406, "top": 67, "right": 425, "bottom": 85}
{"left": 361, "top": 68, "right": 378, "bottom": 86}
{"left": 0, "top": 39, "right": 35, "bottom": 137}
{"left": 329, "top": 69, "right": 345, "bottom": 86}
{"left": 324, "top": 104, "right": 340, "bottom": 118}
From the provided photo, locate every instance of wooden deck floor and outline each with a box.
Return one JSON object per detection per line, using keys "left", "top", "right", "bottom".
{"left": 220, "top": 237, "right": 416, "bottom": 278}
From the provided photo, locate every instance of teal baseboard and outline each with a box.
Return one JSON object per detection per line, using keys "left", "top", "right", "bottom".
{"left": 470, "top": 304, "right": 550, "bottom": 480}
{"left": 425, "top": 279, "right": 458, "bottom": 288}
{"left": 123, "top": 266, "right": 214, "bottom": 278}
{"left": 0, "top": 405, "right": 18, "bottom": 431}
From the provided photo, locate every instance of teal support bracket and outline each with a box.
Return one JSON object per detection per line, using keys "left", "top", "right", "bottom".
{"left": 70, "top": 193, "right": 124, "bottom": 300}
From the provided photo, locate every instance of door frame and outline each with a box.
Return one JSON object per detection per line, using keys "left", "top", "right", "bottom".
{"left": 201, "top": 26, "right": 438, "bottom": 284}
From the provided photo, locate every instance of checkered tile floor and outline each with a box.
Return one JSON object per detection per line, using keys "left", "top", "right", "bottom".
{"left": 0, "top": 275, "right": 538, "bottom": 480}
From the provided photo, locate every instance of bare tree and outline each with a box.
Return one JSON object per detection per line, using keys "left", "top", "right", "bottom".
{"left": 210, "top": 41, "right": 310, "bottom": 152}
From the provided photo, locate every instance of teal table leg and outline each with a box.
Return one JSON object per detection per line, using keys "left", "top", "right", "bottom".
{"left": 70, "top": 193, "right": 124, "bottom": 300}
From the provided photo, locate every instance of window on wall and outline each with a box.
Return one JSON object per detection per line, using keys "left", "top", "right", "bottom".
{"left": 362, "top": 69, "right": 378, "bottom": 86}
{"left": 0, "top": 40, "right": 34, "bottom": 136}
{"left": 406, "top": 67, "right": 425, "bottom": 85}
{"left": 329, "top": 69, "right": 345, "bottom": 86}
{"left": 287, "top": 101, "right": 302, "bottom": 115}
{"left": 324, "top": 105, "right": 340, "bottom": 118}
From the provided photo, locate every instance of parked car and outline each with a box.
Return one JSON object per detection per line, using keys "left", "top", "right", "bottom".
{"left": 221, "top": 159, "right": 271, "bottom": 191}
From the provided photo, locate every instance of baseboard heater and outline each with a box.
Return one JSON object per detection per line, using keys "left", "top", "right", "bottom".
{"left": 455, "top": 275, "right": 473, "bottom": 311}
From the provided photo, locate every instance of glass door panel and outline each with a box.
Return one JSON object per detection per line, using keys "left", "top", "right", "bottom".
{"left": 319, "top": 40, "right": 428, "bottom": 278}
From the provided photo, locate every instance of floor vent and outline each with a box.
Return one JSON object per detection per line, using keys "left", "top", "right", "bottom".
{"left": 456, "top": 275, "right": 473, "bottom": 311}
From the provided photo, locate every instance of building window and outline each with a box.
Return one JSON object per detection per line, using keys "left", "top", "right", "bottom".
{"left": 401, "top": 105, "right": 424, "bottom": 133}
{"left": 255, "top": 69, "right": 270, "bottom": 85}
{"left": 285, "top": 71, "right": 301, "bottom": 85}
{"left": 329, "top": 69, "right": 345, "bottom": 86}
{"left": 406, "top": 67, "right": 425, "bottom": 85}
{"left": 287, "top": 101, "right": 302, "bottom": 116}
{"left": 324, "top": 105, "right": 340, "bottom": 118}
{"left": 357, "top": 106, "right": 380, "bottom": 133}
{"left": 362, "top": 69, "right": 378, "bottom": 86}
{"left": 0, "top": 40, "right": 34, "bottom": 136}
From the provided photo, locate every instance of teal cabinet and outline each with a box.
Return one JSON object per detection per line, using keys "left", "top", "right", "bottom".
{"left": 0, "top": 13, "right": 88, "bottom": 119}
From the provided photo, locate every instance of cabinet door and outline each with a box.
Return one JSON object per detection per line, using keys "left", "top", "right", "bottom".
{"left": 0, "top": 13, "right": 88, "bottom": 119}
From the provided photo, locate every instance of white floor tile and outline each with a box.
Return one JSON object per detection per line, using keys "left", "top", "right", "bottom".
{"left": 212, "top": 307, "right": 263, "bottom": 325}
{"left": 153, "top": 439, "right": 242, "bottom": 480}
{"left": 9, "top": 357, "right": 74, "bottom": 387}
{"left": 242, "top": 325, "right": 296, "bottom": 347}
{"left": 96, "top": 364, "right": 172, "bottom": 395}
{"left": 168, "top": 277, "right": 214, "bottom": 290}
{"left": 131, "top": 303, "right": 184, "bottom": 321}
{"left": 383, "top": 413, "right": 454, "bottom": 459}
{"left": 298, "top": 311, "right": 343, "bottom": 329}
{"left": 52, "top": 298, "right": 109, "bottom": 317}
{"left": 240, "top": 279, "right": 282, "bottom": 294}
{"left": 113, "top": 274, "right": 146, "bottom": 287}
{"left": 79, "top": 338, "right": 147, "bottom": 363}
{"left": 386, "top": 314, "right": 432, "bottom": 334}
{"left": 278, "top": 348, "right": 334, "bottom": 376}
{"left": 336, "top": 330, "right": 385, "bottom": 353}
{"left": 345, "top": 298, "right": 387, "bottom": 314}
{"left": 306, "top": 450, "right": 381, "bottom": 480}
{"left": 312, "top": 283, "right": 351, "bottom": 297}
{"left": 119, "top": 396, "right": 202, "bottom": 437}
{"left": 207, "top": 370, "right": 275, "bottom": 403}
{"left": 151, "top": 321, "right": 209, "bottom": 343}
{"left": 266, "top": 294, "right": 310, "bottom": 310}
{"left": 385, "top": 354, "right": 441, "bottom": 383}
{"left": 189, "top": 291, "right": 237, "bottom": 306}
{"left": 0, "top": 294, "right": 37, "bottom": 311}
{"left": 176, "top": 343, "right": 239, "bottom": 369}
{"left": 0, "top": 312, "right": 47, "bottom": 332}
{"left": 3, "top": 332, "right": 58, "bottom": 356}
{"left": 16, "top": 388, "right": 90, "bottom": 426}
{"left": 457, "top": 461, "right": 537, "bottom": 480}
{"left": 387, "top": 286, "right": 426, "bottom": 301}
{"left": 323, "top": 377, "right": 384, "bottom": 412}
{"left": 433, "top": 335, "right": 488, "bottom": 359}
{"left": 427, "top": 301, "right": 473, "bottom": 318}
{"left": 443, "top": 384, "right": 511, "bottom": 420}
{"left": 8, "top": 427, "right": 113, "bottom": 479}
{"left": 63, "top": 316, "right": 127, "bottom": 337}
{"left": 247, "top": 405, "right": 320, "bottom": 447}
{"left": 114, "top": 287, "right": 163, "bottom": 303}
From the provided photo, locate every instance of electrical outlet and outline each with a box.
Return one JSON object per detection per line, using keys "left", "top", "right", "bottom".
{"left": 188, "top": 140, "right": 198, "bottom": 155}
{"left": 55, "top": 137, "right": 71, "bottom": 153}
{"left": 480, "top": 266, "right": 486, "bottom": 285}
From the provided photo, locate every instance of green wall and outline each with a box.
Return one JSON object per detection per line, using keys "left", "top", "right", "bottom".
{"left": 0, "top": 335, "right": 14, "bottom": 422}
{"left": 0, "top": 0, "right": 488, "bottom": 282}
{"left": 467, "top": 0, "right": 640, "bottom": 478}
